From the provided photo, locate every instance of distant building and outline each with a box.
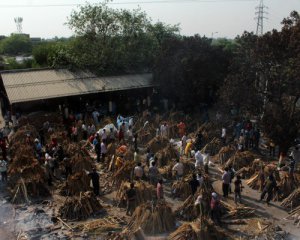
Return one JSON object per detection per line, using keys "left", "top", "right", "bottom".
{"left": 30, "top": 37, "right": 42, "bottom": 44}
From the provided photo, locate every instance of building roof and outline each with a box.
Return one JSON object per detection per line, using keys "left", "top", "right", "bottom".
{"left": 0, "top": 69, "right": 154, "bottom": 104}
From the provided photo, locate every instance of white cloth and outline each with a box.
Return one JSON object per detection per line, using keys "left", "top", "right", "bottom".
{"left": 221, "top": 128, "right": 226, "bottom": 138}
{"left": 134, "top": 166, "right": 143, "bottom": 178}
{"left": 197, "top": 175, "right": 204, "bottom": 187}
{"left": 195, "top": 151, "right": 204, "bottom": 168}
{"left": 101, "top": 142, "right": 107, "bottom": 154}
{"left": 172, "top": 162, "right": 184, "bottom": 176}
{"left": 291, "top": 149, "right": 300, "bottom": 162}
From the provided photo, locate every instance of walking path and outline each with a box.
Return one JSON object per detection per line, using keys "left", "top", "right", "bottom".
{"left": 210, "top": 166, "right": 300, "bottom": 240}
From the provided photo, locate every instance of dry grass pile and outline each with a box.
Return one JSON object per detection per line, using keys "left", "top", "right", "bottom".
{"left": 281, "top": 188, "right": 300, "bottom": 209}
{"left": 226, "top": 151, "right": 260, "bottom": 170}
{"left": 168, "top": 219, "right": 227, "bottom": 240}
{"left": 59, "top": 191, "right": 103, "bottom": 220}
{"left": 59, "top": 171, "right": 91, "bottom": 196}
{"left": 127, "top": 201, "right": 175, "bottom": 235}
{"left": 115, "top": 181, "right": 156, "bottom": 207}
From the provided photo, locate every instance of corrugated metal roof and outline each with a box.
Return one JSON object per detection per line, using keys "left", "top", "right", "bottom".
{"left": 0, "top": 69, "right": 154, "bottom": 104}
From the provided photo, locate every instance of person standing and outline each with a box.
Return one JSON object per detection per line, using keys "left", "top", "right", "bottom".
{"left": 221, "top": 127, "right": 226, "bottom": 145}
{"left": 195, "top": 150, "right": 204, "bottom": 170}
{"left": 222, "top": 167, "right": 231, "bottom": 197}
{"left": 189, "top": 174, "right": 200, "bottom": 195}
{"left": 149, "top": 161, "right": 159, "bottom": 186}
{"left": 126, "top": 183, "right": 136, "bottom": 216}
{"left": 95, "top": 139, "right": 101, "bottom": 163}
{"left": 160, "top": 123, "right": 168, "bottom": 138}
{"left": 210, "top": 192, "right": 221, "bottom": 225}
{"left": 291, "top": 146, "right": 300, "bottom": 170}
{"left": 100, "top": 140, "right": 107, "bottom": 162}
{"left": 260, "top": 174, "right": 277, "bottom": 205}
{"left": 87, "top": 168, "right": 100, "bottom": 196}
{"left": 181, "top": 134, "right": 187, "bottom": 155}
{"left": 157, "top": 179, "right": 164, "bottom": 200}
{"left": 134, "top": 162, "right": 143, "bottom": 181}
{"left": 234, "top": 175, "right": 243, "bottom": 204}
{"left": 0, "top": 159, "right": 7, "bottom": 182}
{"left": 172, "top": 159, "right": 184, "bottom": 180}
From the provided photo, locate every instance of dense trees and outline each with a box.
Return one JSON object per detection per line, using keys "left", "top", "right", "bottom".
{"left": 154, "top": 35, "right": 231, "bottom": 109}
{"left": 62, "top": 3, "right": 179, "bottom": 74}
{"left": 0, "top": 34, "right": 32, "bottom": 55}
{"left": 220, "top": 11, "right": 300, "bottom": 152}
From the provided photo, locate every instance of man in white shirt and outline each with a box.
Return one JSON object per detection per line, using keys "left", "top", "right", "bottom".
{"left": 172, "top": 159, "right": 184, "bottom": 180}
{"left": 160, "top": 123, "right": 168, "bottom": 138}
{"left": 134, "top": 162, "right": 143, "bottom": 180}
{"left": 195, "top": 150, "right": 204, "bottom": 169}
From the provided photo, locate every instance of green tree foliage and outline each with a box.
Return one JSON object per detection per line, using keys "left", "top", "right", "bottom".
{"left": 33, "top": 41, "right": 73, "bottom": 67}
{"left": 154, "top": 35, "right": 231, "bottom": 109}
{"left": 220, "top": 11, "right": 300, "bottom": 152}
{"left": 63, "top": 3, "right": 179, "bottom": 75}
{"left": 0, "top": 34, "right": 32, "bottom": 55}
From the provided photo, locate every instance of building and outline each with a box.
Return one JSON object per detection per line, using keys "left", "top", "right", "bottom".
{"left": 0, "top": 68, "right": 156, "bottom": 115}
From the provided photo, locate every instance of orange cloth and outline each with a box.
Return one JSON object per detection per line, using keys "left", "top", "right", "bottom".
{"left": 117, "top": 145, "right": 127, "bottom": 154}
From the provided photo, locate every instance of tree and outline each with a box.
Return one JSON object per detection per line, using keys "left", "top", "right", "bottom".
{"left": 0, "top": 34, "right": 32, "bottom": 55}
{"left": 154, "top": 35, "right": 231, "bottom": 110}
{"left": 65, "top": 3, "right": 179, "bottom": 75}
{"left": 220, "top": 11, "right": 300, "bottom": 153}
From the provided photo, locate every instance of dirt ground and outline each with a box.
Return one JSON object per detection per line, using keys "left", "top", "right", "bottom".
{"left": 210, "top": 165, "right": 300, "bottom": 240}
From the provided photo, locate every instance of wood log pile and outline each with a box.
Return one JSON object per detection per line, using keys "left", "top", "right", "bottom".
{"left": 8, "top": 139, "right": 50, "bottom": 203}
{"left": 115, "top": 181, "right": 156, "bottom": 207}
{"left": 59, "top": 191, "right": 103, "bottom": 220}
{"left": 175, "top": 195, "right": 199, "bottom": 221}
{"left": 113, "top": 160, "right": 136, "bottom": 185}
{"left": 225, "top": 151, "right": 260, "bottom": 170}
{"left": 168, "top": 219, "right": 227, "bottom": 240}
{"left": 127, "top": 201, "right": 175, "bottom": 235}
{"left": 221, "top": 201, "right": 256, "bottom": 219}
{"left": 218, "top": 145, "right": 236, "bottom": 164}
{"left": 286, "top": 206, "right": 300, "bottom": 227}
{"left": 277, "top": 172, "right": 300, "bottom": 200}
{"left": 175, "top": 175, "right": 213, "bottom": 221}
{"left": 281, "top": 188, "right": 300, "bottom": 209}
{"left": 59, "top": 171, "right": 91, "bottom": 196}
{"left": 171, "top": 180, "right": 192, "bottom": 200}
{"left": 70, "top": 153, "right": 93, "bottom": 174}
{"left": 201, "top": 137, "right": 223, "bottom": 156}
{"left": 146, "top": 137, "right": 170, "bottom": 153}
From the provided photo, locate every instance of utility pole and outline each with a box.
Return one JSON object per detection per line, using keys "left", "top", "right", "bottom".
{"left": 255, "top": 0, "right": 268, "bottom": 36}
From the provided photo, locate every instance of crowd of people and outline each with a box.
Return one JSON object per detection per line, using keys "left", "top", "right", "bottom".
{"left": 0, "top": 106, "right": 299, "bottom": 229}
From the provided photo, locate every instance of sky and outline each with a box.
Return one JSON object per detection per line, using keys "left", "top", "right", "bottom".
{"left": 0, "top": 0, "right": 299, "bottom": 39}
